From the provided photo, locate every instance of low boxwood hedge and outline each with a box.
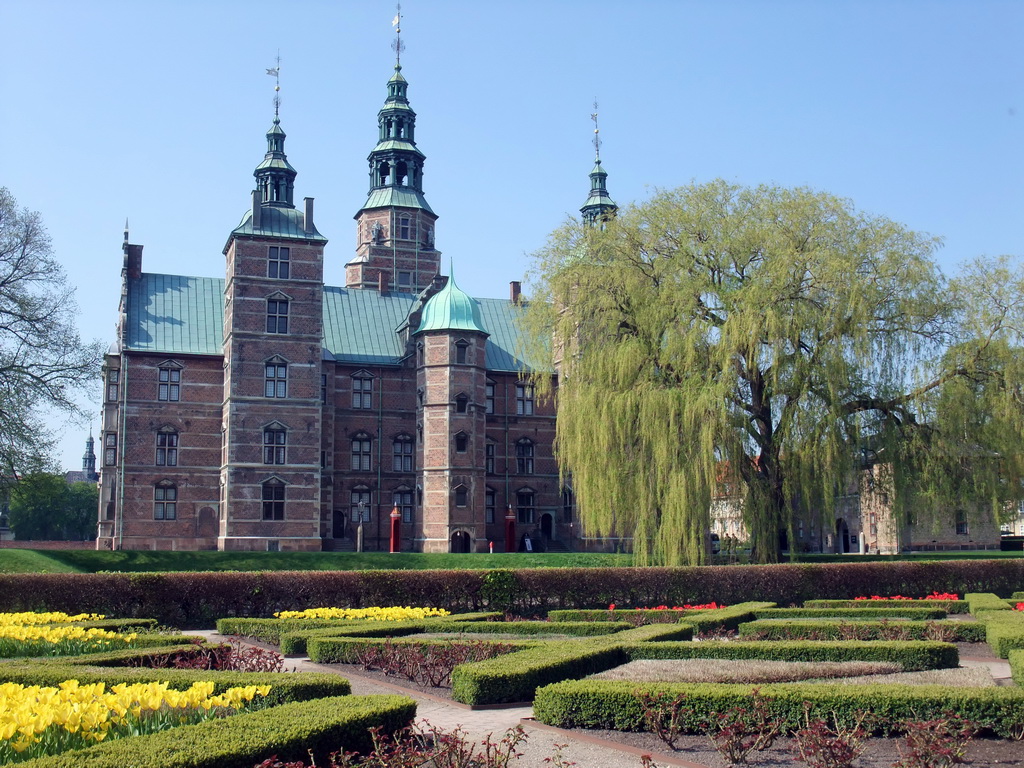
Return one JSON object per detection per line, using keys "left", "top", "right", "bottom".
{"left": 532, "top": 680, "right": 1024, "bottom": 738}
{"left": 737, "top": 619, "right": 986, "bottom": 642}
{"left": 14, "top": 694, "right": 416, "bottom": 768}
{"left": 977, "top": 611, "right": 1024, "bottom": 658}
{"left": 75, "top": 618, "right": 160, "bottom": 631}
{"left": 1010, "top": 648, "right": 1024, "bottom": 685}
{"left": 0, "top": 663, "right": 350, "bottom": 706}
{"left": 42, "top": 641, "right": 216, "bottom": 667}
{"left": 804, "top": 599, "right": 969, "bottom": 614}
{"left": 619, "top": 639, "right": 958, "bottom": 671}
{"left": 306, "top": 635, "right": 541, "bottom": 664}
{"left": 965, "top": 592, "right": 1013, "bottom": 613}
{"left": 753, "top": 607, "right": 946, "bottom": 620}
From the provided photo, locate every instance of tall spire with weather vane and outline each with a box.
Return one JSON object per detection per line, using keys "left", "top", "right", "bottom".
{"left": 254, "top": 54, "right": 297, "bottom": 208}
{"left": 580, "top": 100, "right": 617, "bottom": 226}
{"left": 348, "top": 5, "right": 440, "bottom": 292}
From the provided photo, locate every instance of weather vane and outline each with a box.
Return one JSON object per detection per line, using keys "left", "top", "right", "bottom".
{"left": 266, "top": 52, "right": 281, "bottom": 118}
{"left": 391, "top": 4, "right": 405, "bottom": 66}
{"left": 591, "top": 100, "right": 602, "bottom": 161}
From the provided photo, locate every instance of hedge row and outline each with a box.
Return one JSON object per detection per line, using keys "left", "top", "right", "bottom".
{"left": 15, "top": 694, "right": 416, "bottom": 768}
{"left": 619, "top": 639, "right": 958, "bottom": 671}
{"left": 738, "top": 619, "right": 987, "bottom": 643}
{"left": 306, "top": 635, "right": 541, "bottom": 664}
{"left": 532, "top": 680, "right": 1024, "bottom": 738}
{"left": 805, "top": 599, "right": 969, "bottom": 613}
{"left": 964, "top": 592, "right": 1013, "bottom": 613}
{"left": 977, "top": 610, "right": 1024, "bottom": 658}
{"left": 3, "top": 560, "right": 1023, "bottom": 625}
{"left": 752, "top": 607, "right": 946, "bottom": 620}
{"left": 1010, "top": 649, "right": 1024, "bottom": 685}
{"left": 0, "top": 662, "right": 351, "bottom": 706}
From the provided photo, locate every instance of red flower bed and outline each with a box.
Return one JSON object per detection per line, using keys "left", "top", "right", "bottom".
{"left": 608, "top": 602, "right": 725, "bottom": 611}
{"left": 853, "top": 591, "right": 959, "bottom": 601}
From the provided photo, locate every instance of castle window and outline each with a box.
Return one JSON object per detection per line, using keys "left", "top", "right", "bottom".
{"left": 156, "top": 429, "right": 178, "bottom": 467}
{"left": 352, "top": 433, "right": 372, "bottom": 471}
{"left": 351, "top": 487, "right": 371, "bottom": 522}
{"left": 158, "top": 366, "right": 180, "bottom": 401}
{"left": 454, "top": 432, "right": 468, "bottom": 453}
{"left": 397, "top": 271, "right": 412, "bottom": 292}
{"left": 516, "top": 383, "right": 534, "bottom": 415}
{"left": 263, "top": 427, "right": 286, "bottom": 465}
{"left": 485, "top": 442, "right": 495, "bottom": 474}
{"left": 454, "top": 485, "right": 468, "bottom": 507}
{"left": 154, "top": 482, "right": 177, "bottom": 520}
{"left": 104, "top": 433, "right": 117, "bottom": 466}
{"left": 265, "top": 363, "right": 287, "bottom": 398}
{"left": 516, "top": 489, "right": 535, "bottom": 525}
{"left": 455, "top": 394, "right": 468, "bottom": 413}
{"left": 392, "top": 435, "right": 413, "bottom": 472}
{"left": 321, "top": 374, "right": 327, "bottom": 404}
{"left": 516, "top": 439, "right": 534, "bottom": 475}
{"left": 106, "top": 370, "right": 119, "bottom": 402}
{"left": 394, "top": 488, "right": 413, "bottom": 524}
{"left": 485, "top": 382, "right": 495, "bottom": 414}
{"left": 561, "top": 487, "right": 574, "bottom": 522}
{"left": 268, "top": 246, "right": 290, "bottom": 279}
{"left": 485, "top": 488, "right": 496, "bottom": 524}
{"left": 399, "top": 216, "right": 410, "bottom": 240}
{"left": 955, "top": 510, "right": 969, "bottom": 535}
{"left": 262, "top": 481, "right": 285, "bottom": 520}
{"left": 455, "top": 341, "right": 468, "bottom": 365}
{"left": 267, "top": 299, "right": 289, "bottom": 334}
{"left": 352, "top": 375, "right": 373, "bottom": 409}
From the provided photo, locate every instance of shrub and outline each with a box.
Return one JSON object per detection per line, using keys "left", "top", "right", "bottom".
{"left": 891, "top": 714, "right": 977, "bottom": 768}
{"left": 350, "top": 638, "right": 519, "bottom": 687}
{"left": 805, "top": 599, "right": 969, "bottom": 614}
{"left": 738, "top": 619, "right": 985, "bottom": 643}
{"left": 791, "top": 708, "right": 871, "bottom": 768}
{"left": 754, "top": 607, "right": 946, "bottom": 620}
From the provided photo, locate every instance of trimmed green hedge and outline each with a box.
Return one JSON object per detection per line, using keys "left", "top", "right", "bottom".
{"left": 306, "top": 635, "right": 541, "bottom": 664}
{"left": 532, "top": 680, "right": 1024, "bottom": 738}
{"left": 43, "top": 642, "right": 217, "bottom": 667}
{"left": 965, "top": 592, "right": 1013, "bottom": 613}
{"left": 738, "top": 619, "right": 986, "bottom": 642}
{"left": 0, "top": 663, "right": 350, "bottom": 706}
{"left": 1010, "top": 649, "right": 1024, "bottom": 685}
{"left": 977, "top": 611, "right": 1024, "bottom": 658}
{"left": 76, "top": 618, "right": 160, "bottom": 631}
{"left": 619, "top": 639, "right": 958, "bottom": 671}
{"left": 804, "top": 599, "right": 969, "bottom": 614}
{"left": 753, "top": 607, "right": 946, "bottom": 620}
{"left": 419, "top": 620, "right": 628, "bottom": 637}
{"left": 14, "top": 694, "right": 416, "bottom": 768}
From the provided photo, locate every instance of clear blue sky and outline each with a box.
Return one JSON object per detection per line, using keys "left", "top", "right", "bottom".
{"left": 3, "top": 0, "right": 1022, "bottom": 472}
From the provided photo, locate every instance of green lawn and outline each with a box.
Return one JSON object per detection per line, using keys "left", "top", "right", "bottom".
{"left": 0, "top": 549, "right": 634, "bottom": 574}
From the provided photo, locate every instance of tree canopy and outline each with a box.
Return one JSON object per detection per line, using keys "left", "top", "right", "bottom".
{"left": 0, "top": 188, "right": 102, "bottom": 473}
{"left": 524, "top": 181, "right": 1024, "bottom": 565}
{"left": 8, "top": 472, "right": 97, "bottom": 540}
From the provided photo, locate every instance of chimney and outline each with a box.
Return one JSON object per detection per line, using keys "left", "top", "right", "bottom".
{"left": 251, "top": 189, "right": 262, "bottom": 230}
{"left": 509, "top": 281, "right": 522, "bottom": 304}
{"left": 378, "top": 271, "right": 390, "bottom": 294}
{"left": 303, "top": 197, "right": 314, "bottom": 235}
{"left": 124, "top": 244, "right": 144, "bottom": 280}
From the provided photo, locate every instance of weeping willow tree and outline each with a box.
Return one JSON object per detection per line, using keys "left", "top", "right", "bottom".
{"left": 523, "top": 181, "right": 1024, "bottom": 565}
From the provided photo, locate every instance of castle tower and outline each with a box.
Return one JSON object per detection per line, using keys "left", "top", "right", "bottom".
{"left": 219, "top": 109, "right": 328, "bottom": 551}
{"left": 82, "top": 432, "right": 98, "bottom": 482}
{"left": 580, "top": 106, "right": 617, "bottom": 227}
{"left": 414, "top": 270, "right": 489, "bottom": 552}
{"left": 346, "top": 59, "right": 440, "bottom": 292}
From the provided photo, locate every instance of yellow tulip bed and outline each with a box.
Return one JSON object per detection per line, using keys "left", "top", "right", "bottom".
{"left": 0, "top": 612, "right": 137, "bottom": 658}
{"left": 274, "top": 606, "right": 451, "bottom": 621}
{"left": 0, "top": 679, "right": 272, "bottom": 764}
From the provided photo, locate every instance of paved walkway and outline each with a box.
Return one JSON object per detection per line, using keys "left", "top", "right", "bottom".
{"left": 194, "top": 630, "right": 1018, "bottom": 768}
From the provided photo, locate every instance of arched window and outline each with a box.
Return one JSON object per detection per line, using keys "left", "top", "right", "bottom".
{"left": 263, "top": 426, "right": 286, "bottom": 465}
{"left": 156, "top": 428, "right": 178, "bottom": 467}
{"left": 154, "top": 481, "right": 177, "bottom": 520}
{"left": 392, "top": 435, "right": 414, "bottom": 472}
{"left": 262, "top": 480, "right": 285, "bottom": 520}
{"left": 516, "top": 439, "right": 534, "bottom": 474}
{"left": 352, "top": 433, "right": 372, "bottom": 471}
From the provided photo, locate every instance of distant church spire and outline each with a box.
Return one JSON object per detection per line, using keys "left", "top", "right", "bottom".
{"left": 580, "top": 101, "right": 617, "bottom": 226}
{"left": 83, "top": 430, "right": 98, "bottom": 481}
{"left": 254, "top": 55, "right": 297, "bottom": 209}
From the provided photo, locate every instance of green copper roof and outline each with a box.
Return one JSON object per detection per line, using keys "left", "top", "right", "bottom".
{"left": 125, "top": 274, "right": 225, "bottom": 355}
{"left": 370, "top": 139, "right": 423, "bottom": 155}
{"left": 358, "top": 187, "right": 435, "bottom": 216}
{"left": 232, "top": 206, "right": 327, "bottom": 241}
{"left": 416, "top": 274, "right": 488, "bottom": 335}
{"left": 123, "top": 274, "right": 544, "bottom": 372}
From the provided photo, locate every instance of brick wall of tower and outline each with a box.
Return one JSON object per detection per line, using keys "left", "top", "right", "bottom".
{"left": 347, "top": 208, "right": 440, "bottom": 292}
{"left": 96, "top": 353, "right": 224, "bottom": 550}
{"left": 220, "top": 235, "right": 325, "bottom": 551}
